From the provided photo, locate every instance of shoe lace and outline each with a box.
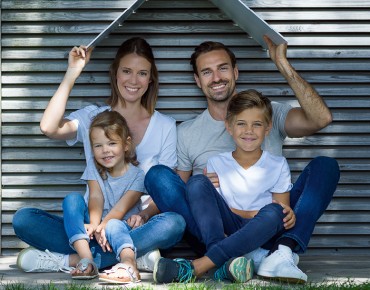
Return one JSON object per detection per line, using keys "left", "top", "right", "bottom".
{"left": 173, "top": 258, "right": 194, "bottom": 283}
{"left": 42, "top": 250, "right": 74, "bottom": 273}
{"left": 214, "top": 263, "right": 228, "bottom": 281}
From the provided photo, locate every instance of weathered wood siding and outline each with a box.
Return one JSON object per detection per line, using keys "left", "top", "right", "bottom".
{"left": 1, "top": 0, "right": 370, "bottom": 255}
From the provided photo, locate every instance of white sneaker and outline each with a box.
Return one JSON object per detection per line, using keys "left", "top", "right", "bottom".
{"left": 244, "top": 247, "right": 300, "bottom": 273}
{"left": 17, "top": 247, "right": 73, "bottom": 273}
{"left": 257, "top": 245, "right": 307, "bottom": 283}
{"left": 136, "top": 249, "right": 161, "bottom": 272}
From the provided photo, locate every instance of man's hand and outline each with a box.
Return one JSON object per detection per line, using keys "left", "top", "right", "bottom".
{"left": 263, "top": 35, "right": 288, "bottom": 69}
{"left": 273, "top": 200, "right": 296, "bottom": 229}
{"left": 203, "top": 168, "right": 220, "bottom": 188}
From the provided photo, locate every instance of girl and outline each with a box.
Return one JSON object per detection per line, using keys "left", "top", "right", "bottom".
{"left": 13, "top": 37, "right": 185, "bottom": 277}
{"left": 65, "top": 110, "right": 145, "bottom": 281}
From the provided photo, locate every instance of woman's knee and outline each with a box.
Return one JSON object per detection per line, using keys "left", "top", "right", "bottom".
{"left": 12, "top": 207, "right": 34, "bottom": 232}
{"left": 145, "top": 165, "right": 171, "bottom": 186}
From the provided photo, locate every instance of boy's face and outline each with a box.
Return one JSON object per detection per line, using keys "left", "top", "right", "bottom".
{"left": 194, "top": 49, "right": 238, "bottom": 103}
{"left": 226, "top": 107, "right": 271, "bottom": 154}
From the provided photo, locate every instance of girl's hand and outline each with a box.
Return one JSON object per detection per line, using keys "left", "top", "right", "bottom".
{"left": 68, "top": 45, "right": 93, "bottom": 71}
{"left": 84, "top": 223, "right": 97, "bottom": 240}
{"left": 94, "top": 224, "right": 112, "bottom": 252}
{"left": 272, "top": 200, "right": 296, "bottom": 229}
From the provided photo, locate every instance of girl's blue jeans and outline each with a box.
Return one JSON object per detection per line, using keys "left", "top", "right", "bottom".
{"left": 13, "top": 193, "right": 186, "bottom": 269}
{"left": 144, "top": 156, "right": 340, "bottom": 266}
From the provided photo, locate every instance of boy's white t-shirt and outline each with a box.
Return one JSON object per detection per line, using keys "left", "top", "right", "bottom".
{"left": 207, "top": 151, "right": 293, "bottom": 211}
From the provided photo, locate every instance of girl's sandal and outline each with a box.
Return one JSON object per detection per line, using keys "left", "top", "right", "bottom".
{"left": 99, "top": 263, "right": 141, "bottom": 284}
{"left": 71, "top": 258, "right": 99, "bottom": 280}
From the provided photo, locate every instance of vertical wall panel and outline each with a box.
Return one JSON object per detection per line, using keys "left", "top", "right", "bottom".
{"left": 1, "top": 0, "right": 370, "bottom": 255}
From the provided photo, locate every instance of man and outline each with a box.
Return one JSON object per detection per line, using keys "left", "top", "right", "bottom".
{"left": 145, "top": 36, "right": 340, "bottom": 283}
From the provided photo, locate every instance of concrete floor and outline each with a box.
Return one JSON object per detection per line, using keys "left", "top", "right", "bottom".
{"left": 1, "top": 254, "right": 370, "bottom": 289}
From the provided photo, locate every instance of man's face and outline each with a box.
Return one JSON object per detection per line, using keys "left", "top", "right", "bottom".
{"left": 194, "top": 49, "right": 238, "bottom": 103}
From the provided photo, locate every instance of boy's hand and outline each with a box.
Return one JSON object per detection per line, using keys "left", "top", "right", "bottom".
{"left": 203, "top": 168, "right": 220, "bottom": 188}
{"left": 272, "top": 200, "right": 296, "bottom": 229}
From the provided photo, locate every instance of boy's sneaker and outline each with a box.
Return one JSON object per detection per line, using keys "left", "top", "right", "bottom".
{"left": 17, "top": 247, "right": 73, "bottom": 273}
{"left": 244, "top": 247, "right": 299, "bottom": 273}
{"left": 153, "top": 257, "right": 194, "bottom": 283}
{"left": 137, "top": 249, "right": 161, "bottom": 272}
{"left": 257, "top": 245, "right": 307, "bottom": 284}
{"left": 214, "top": 256, "right": 254, "bottom": 283}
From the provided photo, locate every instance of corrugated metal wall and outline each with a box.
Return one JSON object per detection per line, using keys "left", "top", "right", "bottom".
{"left": 1, "top": 0, "right": 370, "bottom": 255}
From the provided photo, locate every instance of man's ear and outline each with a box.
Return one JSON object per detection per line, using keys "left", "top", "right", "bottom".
{"left": 194, "top": 73, "right": 201, "bottom": 89}
{"left": 234, "top": 64, "right": 239, "bottom": 81}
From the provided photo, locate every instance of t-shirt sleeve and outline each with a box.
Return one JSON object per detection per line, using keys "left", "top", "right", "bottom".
{"left": 271, "top": 158, "right": 293, "bottom": 193}
{"left": 176, "top": 124, "right": 193, "bottom": 172}
{"left": 65, "top": 109, "right": 86, "bottom": 146}
{"left": 158, "top": 118, "right": 177, "bottom": 169}
{"left": 128, "top": 168, "right": 146, "bottom": 193}
{"left": 81, "top": 157, "right": 99, "bottom": 181}
{"left": 271, "top": 102, "right": 292, "bottom": 140}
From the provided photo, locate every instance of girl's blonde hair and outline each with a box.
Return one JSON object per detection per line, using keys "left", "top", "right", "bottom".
{"left": 89, "top": 110, "right": 138, "bottom": 179}
{"left": 226, "top": 89, "right": 273, "bottom": 124}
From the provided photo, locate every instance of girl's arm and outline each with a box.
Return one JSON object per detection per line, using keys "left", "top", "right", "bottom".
{"left": 40, "top": 46, "right": 93, "bottom": 140}
{"left": 272, "top": 191, "right": 296, "bottom": 230}
{"left": 100, "top": 190, "right": 143, "bottom": 229}
{"left": 87, "top": 180, "right": 104, "bottom": 236}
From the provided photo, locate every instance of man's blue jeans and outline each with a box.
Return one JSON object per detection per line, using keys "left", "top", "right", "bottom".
{"left": 13, "top": 193, "right": 186, "bottom": 269}
{"left": 145, "top": 156, "right": 340, "bottom": 257}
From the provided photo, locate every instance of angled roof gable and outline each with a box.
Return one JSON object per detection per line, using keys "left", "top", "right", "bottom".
{"left": 86, "top": 0, "right": 286, "bottom": 49}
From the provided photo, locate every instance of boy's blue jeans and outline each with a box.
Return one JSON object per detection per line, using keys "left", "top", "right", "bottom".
{"left": 145, "top": 156, "right": 340, "bottom": 263}
{"left": 13, "top": 193, "right": 186, "bottom": 269}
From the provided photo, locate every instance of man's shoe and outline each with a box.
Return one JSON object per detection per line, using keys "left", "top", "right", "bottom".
{"left": 214, "top": 256, "right": 254, "bottom": 283}
{"left": 137, "top": 249, "right": 161, "bottom": 272}
{"left": 17, "top": 247, "right": 73, "bottom": 273}
{"left": 257, "top": 245, "right": 307, "bottom": 284}
{"left": 153, "top": 257, "right": 194, "bottom": 283}
{"left": 244, "top": 247, "right": 299, "bottom": 273}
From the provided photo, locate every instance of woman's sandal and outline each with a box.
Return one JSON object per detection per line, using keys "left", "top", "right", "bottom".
{"left": 71, "top": 258, "right": 99, "bottom": 280}
{"left": 99, "top": 263, "right": 141, "bottom": 284}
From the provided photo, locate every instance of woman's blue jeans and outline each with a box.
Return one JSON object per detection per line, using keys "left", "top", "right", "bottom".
{"left": 13, "top": 193, "right": 186, "bottom": 269}
{"left": 145, "top": 156, "right": 340, "bottom": 258}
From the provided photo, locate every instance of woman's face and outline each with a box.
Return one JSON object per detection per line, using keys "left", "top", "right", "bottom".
{"left": 116, "top": 53, "right": 152, "bottom": 104}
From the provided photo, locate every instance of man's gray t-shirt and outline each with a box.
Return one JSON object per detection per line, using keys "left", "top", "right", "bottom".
{"left": 177, "top": 101, "right": 292, "bottom": 176}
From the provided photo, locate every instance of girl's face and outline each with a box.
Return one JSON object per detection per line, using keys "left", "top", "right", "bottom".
{"left": 116, "top": 53, "right": 152, "bottom": 105}
{"left": 226, "top": 107, "right": 271, "bottom": 154}
{"left": 90, "top": 128, "right": 128, "bottom": 173}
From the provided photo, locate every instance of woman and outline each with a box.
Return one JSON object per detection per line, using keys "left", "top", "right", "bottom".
{"left": 12, "top": 37, "right": 185, "bottom": 280}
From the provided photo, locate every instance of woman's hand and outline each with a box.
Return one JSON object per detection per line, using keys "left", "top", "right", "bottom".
{"left": 68, "top": 45, "right": 93, "bottom": 72}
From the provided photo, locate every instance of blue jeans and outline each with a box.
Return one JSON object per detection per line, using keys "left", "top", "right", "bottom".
{"left": 145, "top": 156, "right": 340, "bottom": 255}
{"left": 186, "top": 175, "right": 286, "bottom": 267}
{"left": 13, "top": 193, "right": 186, "bottom": 269}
